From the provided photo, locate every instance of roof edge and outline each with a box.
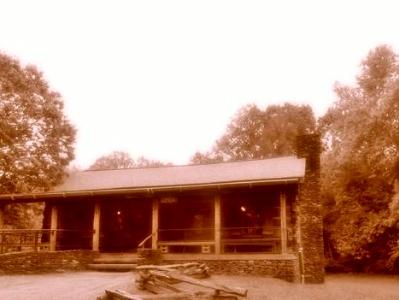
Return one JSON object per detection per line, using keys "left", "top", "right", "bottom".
{"left": 0, "top": 177, "right": 301, "bottom": 203}
{"left": 83, "top": 155, "right": 300, "bottom": 172}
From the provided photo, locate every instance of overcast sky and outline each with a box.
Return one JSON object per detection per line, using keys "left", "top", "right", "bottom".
{"left": 1, "top": 0, "right": 399, "bottom": 168}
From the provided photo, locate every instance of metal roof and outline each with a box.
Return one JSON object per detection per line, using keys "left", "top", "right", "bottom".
{"left": 0, "top": 156, "right": 305, "bottom": 202}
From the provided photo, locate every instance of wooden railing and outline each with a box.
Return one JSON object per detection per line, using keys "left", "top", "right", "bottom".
{"left": 0, "top": 229, "right": 52, "bottom": 254}
{"left": 138, "top": 226, "right": 282, "bottom": 254}
{"left": 138, "top": 232, "right": 154, "bottom": 250}
{"left": 0, "top": 229, "right": 95, "bottom": 254}
{"left": 221, "top": 226, "right": 281, "bottom": 253}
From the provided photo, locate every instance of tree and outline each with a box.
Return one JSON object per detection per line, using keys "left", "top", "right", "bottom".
{"left": 320, "top": 45, "right": 399, "bottom": 271}
{"left": 135, "top": 156, "right": 172, "bottom": 168}
{"left": 89, "top": 151, "right": 135, "bottom": 170}
{"left": 89, "top": 151, "right": 170, "bottom": 170}
{"left": 191, "top": 151, "right": 224, "bottom": 165}
{"left": 191, "top": 103, "right": 316, "bottom": 163}
{"left": 0, "top": 52, "right": 76, "bottom": 228}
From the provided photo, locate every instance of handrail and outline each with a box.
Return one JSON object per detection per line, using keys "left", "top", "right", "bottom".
{"left": 138, "top": 232, "right": 155, "bottom": 249}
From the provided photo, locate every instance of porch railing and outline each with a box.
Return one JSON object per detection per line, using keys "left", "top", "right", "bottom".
{"left": 0, "top": 229, "right": 94, "bottom": 254}
{"left": 138, "top": 226, "right": 282, "bottom": 254}
{"left": 0, "top": 229, "right": 52, "bottom": 254}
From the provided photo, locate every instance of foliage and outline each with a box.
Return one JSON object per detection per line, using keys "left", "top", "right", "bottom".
{"left": 89, "top": 151, "right": 170, "bottom": 170}
{"left": 320, "top": 45, "right": 399, "bottom": 271}
{"left": 89, "top": 151, "right": 135, "bottom": 170}
{"left": 0, "top": 52, "right": 76, "bottom": 228}
{"left": 191, "top": 151, "right": 224, "bottom": 165}
{"left": 191, "top": 103, "right": 316, "bottom": 163}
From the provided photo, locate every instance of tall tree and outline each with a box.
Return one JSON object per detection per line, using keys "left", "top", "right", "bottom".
{"left": 320, "top": 45, "right": 399, "bottom": 271}
{"left": 0, "top": 52, "right": 76, "bottom": 227}
{"left": 191, "top": 103, "right": 316, "bottom": 163}
{"left": 89, "top": 151, "right": 170, "bottom": 170}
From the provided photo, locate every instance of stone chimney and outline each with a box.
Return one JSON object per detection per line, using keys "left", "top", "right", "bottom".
{"left": 295, "top": 134, "right": 324, "bottom": 283}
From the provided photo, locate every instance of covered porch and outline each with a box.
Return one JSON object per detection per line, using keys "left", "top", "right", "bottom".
{"left": 1, "top": 184, "right": 298, "bottom": 257}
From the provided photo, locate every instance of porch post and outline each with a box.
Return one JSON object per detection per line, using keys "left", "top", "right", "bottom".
{"left": 151, "top": 198, "right": 159, "bottom": 250}
{"left": 92, "top": 201, "right": 101, "bottom": 251}
{"left": 49, "top": 204, "right": 58, "bottom": 251}
{"left": 280, "top": 191, "right": 288, "bottom": 254}
{"left": 0, "top": 204, "right": 4, "bottom": 229}
{"left": 0, "top": 205, "right": 4, "bottom": 251}
{"left": 214, "top": 194, "right": 221, "bottom": 254}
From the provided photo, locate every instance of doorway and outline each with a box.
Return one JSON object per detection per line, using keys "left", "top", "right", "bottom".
{"left": 100, "top": 198, "right": 152, "bottom": 252}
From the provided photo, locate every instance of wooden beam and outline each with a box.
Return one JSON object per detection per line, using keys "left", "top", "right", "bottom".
{"left": 105, "top": 289, "right": 194, "bottom": 300}
{"left": 280, "top": 191, "right": 288, "bottom": 254}
{"left": 0, "top": 204, "right": 4, "bottom": 229}
{"left": 214, "top": 194, "right": 221, "bottom": 254}
{"left": 148, "top": 269, "right": 247, "bottom": 297}
{"left": 49, "top": 204, "right": 58, "bottom": 251}
{"left": 92, "top": 201, "right": 101, "bottom": 251}
{"left": 152, "top": 198, "right": 159, "bottom": 250}
{"left": 0, "top": 205, "right": 4, "bottom": 251}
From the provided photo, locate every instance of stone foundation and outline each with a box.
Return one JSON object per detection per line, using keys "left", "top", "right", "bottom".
{"left": 0, "top": 250, "right": 98, "bottom": 274}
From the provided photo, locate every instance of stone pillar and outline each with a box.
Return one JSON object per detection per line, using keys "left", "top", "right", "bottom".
{"left": 49, "top": 204, "right": 58, "bottom": 251}
{"left": 214, "top": 195, "right": 221, "bottom": 254}
{"left": 152, "top": 198, "right": 159, "bottom": 250}
{"left": 296, "top": 134, "right": 324, "bottom": 283}
{"left": 92, "top": 201, "right": 101, "bottom": 251}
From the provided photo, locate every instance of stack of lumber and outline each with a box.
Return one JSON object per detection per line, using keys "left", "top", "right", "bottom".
{"left": 138, "top": 263, "right": 210, "bottom": 279}
{"left": 100, "top": 263, "right": 247, "bottom": 300}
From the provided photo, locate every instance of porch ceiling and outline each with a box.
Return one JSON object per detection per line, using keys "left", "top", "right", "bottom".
{"left": 0, "top": 156, "right": 305, "bottom": 202}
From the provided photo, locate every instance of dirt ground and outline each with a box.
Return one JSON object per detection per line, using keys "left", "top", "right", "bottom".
{"left": 0, "top": 271, "right": 399, "bottom": 300}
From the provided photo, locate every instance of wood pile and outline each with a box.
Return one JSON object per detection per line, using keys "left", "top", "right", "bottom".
{"left": 100, "top": 263, "right": 247, "bottom": 300}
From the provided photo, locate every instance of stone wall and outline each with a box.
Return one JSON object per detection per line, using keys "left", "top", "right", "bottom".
{"left": 296, "top": 134, "right": 325, "bottom": 283}
{"left": 163, "top": 258, "right": 299, "bottom": 282}
{"left": 0, "top": 250, "right": 98, "bottom": 274}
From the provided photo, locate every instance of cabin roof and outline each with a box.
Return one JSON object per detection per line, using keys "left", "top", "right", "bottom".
{"left": 0, "top": 156, "right": 305, "bottom": 202}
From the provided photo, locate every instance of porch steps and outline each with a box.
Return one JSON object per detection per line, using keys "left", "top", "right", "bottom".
{"left": 88, "top": 253, "right": 144, "bottom": 272}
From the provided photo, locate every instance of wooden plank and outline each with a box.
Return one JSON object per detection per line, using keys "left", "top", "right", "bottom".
{"left": 105, "top": 290, "right": 194, "bottom": 300}
{"left": 214, "top": 195, "right": 221, "bottom": 254}
{"left": 105, "top": 289, "right": 144, "bottom": 299}
{"left": 158, "top": 241, "right": 215, "bottom": 246}
{"left": 152, "top": 198, "right": 159, "bottom": 250}
{"left": 137, "top": 263, "right": 209, "bottom": 279}
{"left": 149, "top": 270, "right": 247, "bottom": 297}
{"left": 49, "top": 205, "right": 58, "bottom": 251}
{"left": 222, "top": 238, "right": 279, "bottom": 246}
{"left": 280, "top": 191, "right": 287, "bottom": 254}
{"left": 137, "top": 263, "right": 201, "bottom": 270}
{"left": 92, "top": 201, "right": 101, "bottom": 251}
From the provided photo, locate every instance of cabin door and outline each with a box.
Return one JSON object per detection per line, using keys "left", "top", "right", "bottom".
{"left": 100, "top": 199, "right": 151, "bottom": 252}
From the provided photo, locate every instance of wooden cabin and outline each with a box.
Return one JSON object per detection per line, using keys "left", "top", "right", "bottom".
{"left": 0, "top": 135, "right": 324, "bottom": 283}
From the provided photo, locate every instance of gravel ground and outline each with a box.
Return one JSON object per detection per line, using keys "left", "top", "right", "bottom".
{"left": 0, "top": 272, "right": 399, "bottom": 300}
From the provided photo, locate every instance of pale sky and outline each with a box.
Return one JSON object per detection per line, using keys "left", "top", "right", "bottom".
{"left": 1, "top": 0, "right": 398, "bottom": 168}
